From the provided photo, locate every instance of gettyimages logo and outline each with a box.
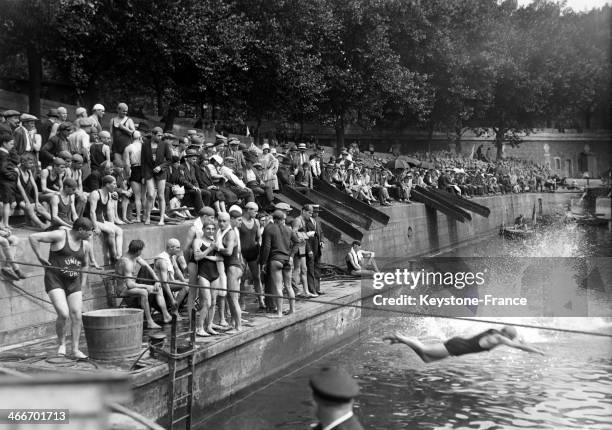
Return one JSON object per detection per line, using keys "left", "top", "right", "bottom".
{"left": 362, "top": 257, "right": 612, "bottom": 318}
{"left": 373, "top": 268, "right": 486, "bottom": 290}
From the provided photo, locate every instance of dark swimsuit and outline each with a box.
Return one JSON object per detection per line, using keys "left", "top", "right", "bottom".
{"left": 239, "top": 220, "right": 259, "bottom": 262}
{"left": 198, "top": 241, "right": 219, "bottom": 282}
{"left": 17, "top": 171, "right": 35, "bottom": 203}
{"left": 222, "top": 229, "right": 242, "bottom": 269}
{"left": 56, "top": 194, "right": 73, "bottom": 225}
{"left": 44, "top": 230, "right": 85, "bottom": 295}
{"left": 444, "top": 329, "right": 502, "bottom": 356}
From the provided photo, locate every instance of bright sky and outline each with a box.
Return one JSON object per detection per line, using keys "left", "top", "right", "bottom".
{"left": 518, "top": 0, "right": 611, "bottom": 11}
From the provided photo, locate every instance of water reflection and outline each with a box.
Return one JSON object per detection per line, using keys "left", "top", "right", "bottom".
{"left": 197, "top": 225, "right": 612, "bottom": 430}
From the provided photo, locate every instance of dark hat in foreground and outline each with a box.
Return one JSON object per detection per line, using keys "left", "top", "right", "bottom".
{"left": 309, "top": 367, "right": 359, "bottom": 403}
{"left": 46, "top": 108, "right": 59, "bottom": 118}
{"left": 185, "top": 148, "right": 199, "bottom": 157}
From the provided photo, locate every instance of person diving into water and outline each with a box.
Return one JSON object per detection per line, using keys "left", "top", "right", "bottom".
{"left": 383, "top": 326, "right": 545, "bottom": 363}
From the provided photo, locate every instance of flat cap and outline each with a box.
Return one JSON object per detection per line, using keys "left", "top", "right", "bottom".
{"left": 2, "top": 110, "right": 20, "bottom": 118}
{"left": 185, "top": 148, "right": 199, "bottom": 157}
{"left": 75, "top": 107, "right": 87, "bottom": 116}
{"left": 20, "top": 113, "right": 37, "bottom": 122}
{"left": 152, "top": 126, "right": 163, "bottom": 134}
{"left": 92, "top": 103, "right": 105, "bottom": 111}
{"left": 309, "top": 367, "right": 359, "bottom": 403}
{"left": 228, "top": 137, "right": 240, "bottom": 145}
{"left": 215, "top": 135, "right": 228, "bottom": 146}
{"left": 198, "top": 206, "right": 216, "bottom": 216}
{"left": 274, "top": 202, "right": 292, "bottom": 211}
{"left": 162, "top": 133, "right": 177, "bottom": 140}
{"left": 186, "top": 129, "right": 198, "bottom": 136}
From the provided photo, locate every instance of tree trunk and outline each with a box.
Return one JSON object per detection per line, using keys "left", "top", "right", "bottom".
{"left": 495, "top": 131, "right": 504, "bottom": 160}
{"left": 163, "top": 106, "right": 178, "bottom": 132}
{"left": 335, "top": 113, "right": 345, "bottom": 155}
{"left": 584, "top": 110, "right": 591, "bottom": 130}
{"left": 83, "top": 81, "right": 100, "bottom": 111}
{"left": 426, "top": 121, "right": 434, "bottom": 153}
{"left": 26, "top": 45, "right": 42, "bottom": 116}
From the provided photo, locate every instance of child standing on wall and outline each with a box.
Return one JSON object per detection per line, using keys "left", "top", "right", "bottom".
{"left": 0, "top": 132, "right": 19, "bottom": 228}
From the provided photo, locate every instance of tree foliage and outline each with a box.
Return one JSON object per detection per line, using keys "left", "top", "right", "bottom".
{"left": 0, "top": 0, "right": 609, "bottom": 154}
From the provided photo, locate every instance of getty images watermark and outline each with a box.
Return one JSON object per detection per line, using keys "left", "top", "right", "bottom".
{"left": 362, "top": 257, "right": 612, "bottom": 318}
{"left": 371, "top": 268, "right": 527, "bottom": 307}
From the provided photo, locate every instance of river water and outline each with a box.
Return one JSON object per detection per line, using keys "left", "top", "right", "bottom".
{"left": 197, "top": 224, "right": 612, "bottom": 430}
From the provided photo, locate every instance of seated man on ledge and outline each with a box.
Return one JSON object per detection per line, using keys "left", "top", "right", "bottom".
{"left": 346, "top": 240, "right": 379, "bottom": 276}
{"left": 115, "top": 239, "right": 172, "bottom": 329}
{"left": 383, "top": 326, "right": 545, "bottom": 363}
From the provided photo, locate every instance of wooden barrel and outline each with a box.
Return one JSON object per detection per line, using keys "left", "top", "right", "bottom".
{"left": 82, "top": 309, "right": 144, "bottom": 360}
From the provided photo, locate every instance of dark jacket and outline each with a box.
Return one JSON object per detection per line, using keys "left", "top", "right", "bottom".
{"left": 41, "top": 135, "right": 70, "bottom": 168}
{"left": 0, "top": 149, "right": 18, "bottom": 182}
{"left": 313, "top": 415, "right": 364, "bottom": 430}
{"left": 179, "top": 163, "right": 200, "bottom": 191}
{"left": 141, "top": 140, "right": 173, "bottom": 180}
{"left": 259, "top": 222, "right": 295, "bottom": 264}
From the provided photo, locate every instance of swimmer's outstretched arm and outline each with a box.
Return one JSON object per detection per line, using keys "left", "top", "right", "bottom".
{"left": 499, "top": 336, "right": 546, "bottom": 355}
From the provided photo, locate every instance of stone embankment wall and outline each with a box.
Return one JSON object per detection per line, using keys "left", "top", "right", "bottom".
{"left": 0, "top": 192, "right": 574, "bottom": 348}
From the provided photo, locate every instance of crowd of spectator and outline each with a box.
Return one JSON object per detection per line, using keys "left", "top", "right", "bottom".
{"left": 0, "top": 104, "right": 567, "bottom": 330}
{"left": 315, "top": 145, "right": 558, "bottom": 204}
{"left": 0, "top": 104, "right": 331, "bottom": 333}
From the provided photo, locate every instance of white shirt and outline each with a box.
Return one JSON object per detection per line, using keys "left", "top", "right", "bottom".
{"left": 310, "top": 159, "right": 321, "bottom": 177}
{"left": 68, "top": 128, "right": 91, "bottom": 154}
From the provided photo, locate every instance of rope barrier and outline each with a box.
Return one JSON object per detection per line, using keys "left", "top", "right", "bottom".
{"left": 2, "top": 258, "right": 612, "bottom": 338}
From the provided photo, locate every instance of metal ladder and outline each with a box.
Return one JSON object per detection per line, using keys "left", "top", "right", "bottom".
{"left": 152, "top": 311, "right": 196, "bottom": 430}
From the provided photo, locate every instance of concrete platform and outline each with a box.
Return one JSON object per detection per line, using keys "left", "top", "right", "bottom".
{"left": 0, "top": 279, "right": 365, "bottom": 426}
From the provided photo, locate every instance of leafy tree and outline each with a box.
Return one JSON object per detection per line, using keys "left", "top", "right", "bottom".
{"left": 0, "top": 0, "right": 64, "bottom": 115}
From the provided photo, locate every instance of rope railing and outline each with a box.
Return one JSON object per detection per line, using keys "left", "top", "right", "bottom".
{"left": 2, "top": 258, "right": 611, "bottom": 338}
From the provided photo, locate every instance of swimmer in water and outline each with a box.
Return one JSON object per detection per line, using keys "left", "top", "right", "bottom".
{"left": 383, "top": 326, "right": 545, "bottom": 363}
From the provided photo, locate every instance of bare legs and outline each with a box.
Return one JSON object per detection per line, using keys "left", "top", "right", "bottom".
{"left": 48, "top": 289, "right": 87, "bottom": 359}
{"left": 383, "top": 332, "right": 450, "bottom": 363}
{"left": 196, "top": 277, "right": 212, "bottom": 336}
{"left": 130, "top": 181, "right": 143, "bottom": 222}
{"left": 269, "top": 260, "right": 295, "bottom": 318}
{"left": 97, "top": 221, "right": 123, "bottom": 261}
{"left": 226, "top": 265, "right": 243, "bottom": 332}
